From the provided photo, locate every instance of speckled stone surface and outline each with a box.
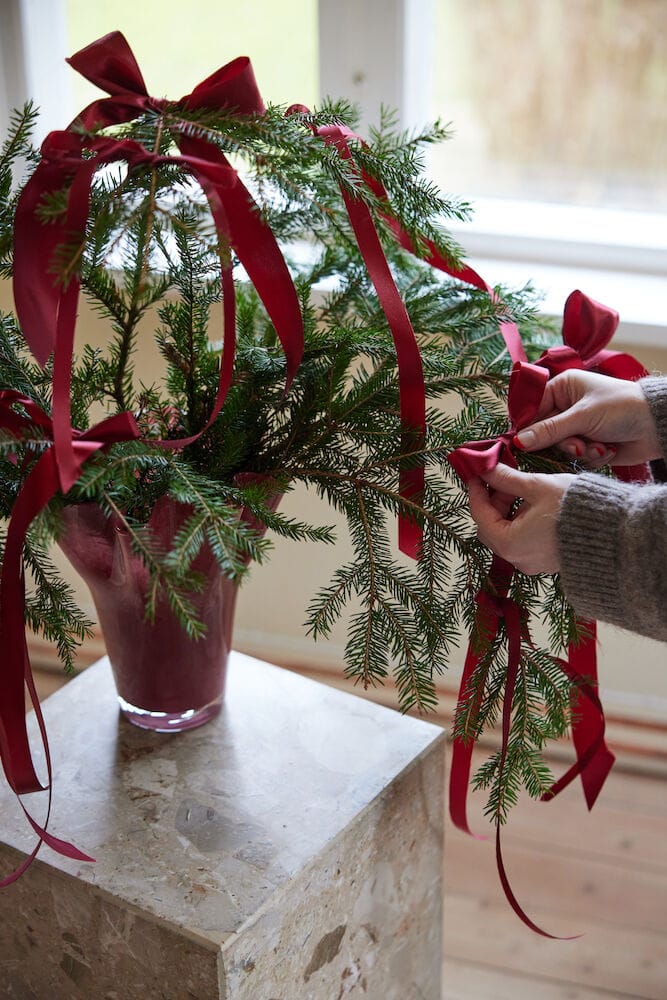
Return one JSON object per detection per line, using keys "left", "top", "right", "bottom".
{"left": 0, "top": 653, "right": 445, "bottom": 999}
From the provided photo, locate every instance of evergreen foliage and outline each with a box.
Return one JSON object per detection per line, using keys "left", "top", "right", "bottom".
{"left": 0, "top": 98, "right": 580, "bottom": 823}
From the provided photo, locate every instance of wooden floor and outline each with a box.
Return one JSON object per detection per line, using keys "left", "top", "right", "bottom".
{"left": 443, "top": 748, "right": 667, "bottom": 1000}
{"left": 30, "top": 669, "right": 667, "bottom": 1000}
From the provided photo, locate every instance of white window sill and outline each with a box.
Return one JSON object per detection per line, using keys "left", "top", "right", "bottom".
{"left": 468, "top": 256, "right": 666, "bottom": 349}
{"left": 447, "top": 198, "right": 667, "bottom": 349}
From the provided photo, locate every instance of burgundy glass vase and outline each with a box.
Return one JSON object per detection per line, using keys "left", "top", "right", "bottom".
{"left": 59, "top": 497, "right": 239, "bottom": 733}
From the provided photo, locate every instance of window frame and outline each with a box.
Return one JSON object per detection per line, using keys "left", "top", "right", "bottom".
{"left": 1, "top": 0, "right": 71, "bottom": 145}
{"left": 318, "top": 0, "right": 667, "bottom": 346}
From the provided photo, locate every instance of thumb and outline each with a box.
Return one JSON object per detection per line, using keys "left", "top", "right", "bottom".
{"left": 514, "top": 408, "right": 584, "bottom": 452}
{"left": 481, "top": 463, "right": 537, "bottom": 497}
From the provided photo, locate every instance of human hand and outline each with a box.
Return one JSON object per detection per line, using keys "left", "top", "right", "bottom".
{"left": 468, "top": 464, "right": 575, "bottom": 575}
{"left": 513, "top": 370, "right": 660, "bottom": 467}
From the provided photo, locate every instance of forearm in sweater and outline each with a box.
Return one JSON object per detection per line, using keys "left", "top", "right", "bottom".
{"left": 557, "top": 377, "right": 667, "bottom": 640}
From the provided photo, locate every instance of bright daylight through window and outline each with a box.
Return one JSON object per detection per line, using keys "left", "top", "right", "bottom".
{"left": 2, "top": 0, "right": 665, "bottom": 334}
{"left": 432, "top": 0, "right": 667, "bottom": 213}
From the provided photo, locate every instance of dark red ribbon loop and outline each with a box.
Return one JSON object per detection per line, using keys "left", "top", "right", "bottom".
{"left": 541, "top": 629, "right": 615, "bottom": 810}
{"left": 560, "top": 288, "right": 618, "bottom": 361}
{"left": 67, "top": 30, "right": 149, "bottom": 97}
{"left": 447, "top": 340, "right": 614, "bottom": 937}
{"left": 448, "top": 362, "right": 549, "bottom": 483}
{"left": 539, "top": 289, "right": 651, "bottom": 483}
{"left": 0, "top": 393, "right": 139, "bottom": 881}
{"left": 182, "top": 56, "right": 265, "bottom": 115}
{"left": 539, "top": 289, "right": 648, "bottom": 387}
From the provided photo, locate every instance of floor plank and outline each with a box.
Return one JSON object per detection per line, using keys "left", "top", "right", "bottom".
{"left": 442, "top": 957, "right": 642, "bottom": 1000}
{"left": 447, "top": 834, "right": 667, "bottom": 934}
{"left": 444, "top": 893, "right": 667, "bottom": 1000}
{"left": 444, "top": 747, "right": 667, "bottom": 999}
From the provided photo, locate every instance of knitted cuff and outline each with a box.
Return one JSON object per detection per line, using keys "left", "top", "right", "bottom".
{"left": 640, "top": 377, "right": 667, "bottom": 461}
{"left": 557, "top": 473, "right": 636, "bottom": 624}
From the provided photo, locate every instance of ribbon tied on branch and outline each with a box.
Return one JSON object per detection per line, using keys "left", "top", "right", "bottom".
{"left": 6, "top": 33, "right": 313, "bottom": 884}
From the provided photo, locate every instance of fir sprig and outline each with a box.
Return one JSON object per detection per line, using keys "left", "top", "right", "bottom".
{"left": 0, "top": 96, "right": 582, "bottom": 824}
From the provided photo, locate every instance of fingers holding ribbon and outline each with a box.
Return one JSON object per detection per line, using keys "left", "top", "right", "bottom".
{"left": 470, "top": 465, "right": 574, "bottom": 576}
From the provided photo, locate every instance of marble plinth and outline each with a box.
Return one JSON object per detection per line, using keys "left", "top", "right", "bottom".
{"left": 0, "top": 653, "right": 445, "bottom": 1000}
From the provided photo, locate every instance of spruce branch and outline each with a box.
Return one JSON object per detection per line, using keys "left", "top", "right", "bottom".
{"left": 0, "top": 96, "right": 587, "bottom": 826}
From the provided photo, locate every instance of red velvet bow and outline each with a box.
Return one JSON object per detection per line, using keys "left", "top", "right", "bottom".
{"left": 538, "top": 289, "right": 651, "bottom": 482}
{"left": 13, "top": 31, "right": 304, "bottom": 497}
{"left": 0, "top": 391, "right": 140, "bottom": 882}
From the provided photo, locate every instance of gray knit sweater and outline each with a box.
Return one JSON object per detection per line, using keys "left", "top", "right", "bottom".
{"left": 558, "top": 377, "right": 667, "bottom": 641}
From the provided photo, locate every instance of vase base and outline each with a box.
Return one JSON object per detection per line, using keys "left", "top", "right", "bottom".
{"left": 117, "top": 695, "right": 222, "bottom": 733}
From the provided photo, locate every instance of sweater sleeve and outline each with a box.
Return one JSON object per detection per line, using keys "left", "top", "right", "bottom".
{"left": 557, "top": 376, "right": 667, "bottom": 641}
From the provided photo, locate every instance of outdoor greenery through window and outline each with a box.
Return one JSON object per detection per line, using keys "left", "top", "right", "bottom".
{"left": 432, "top": 0, "right": 667, "bottom": 213}
{"left": 65, "top": 0, "right": 318, "bottom": 111}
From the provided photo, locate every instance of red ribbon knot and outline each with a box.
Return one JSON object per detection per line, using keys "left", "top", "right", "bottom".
{"left": 445, "top": 297, "right": 634, "bottom": 935}
{"left": 475, "top": 590, "right": 530, "bottom": 633}
{"left": 447, "top": 361, "right": 550, "bottom": 483}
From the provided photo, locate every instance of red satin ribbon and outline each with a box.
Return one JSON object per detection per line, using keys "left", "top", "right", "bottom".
{"left": 0, "top": 391, "right": 140, "bottom": 881}
{"left": 287, "top": 107, "right": 528, "bottom": 554}
{"left": 446, "top": 290, "right": 653, "bottom": 934}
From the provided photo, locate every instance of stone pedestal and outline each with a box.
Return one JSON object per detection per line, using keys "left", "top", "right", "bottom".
{"left": 0, "top": 654, "right": 445, "bottom": 1000}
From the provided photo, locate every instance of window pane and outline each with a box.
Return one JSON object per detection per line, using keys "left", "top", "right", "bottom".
{"left": 65, "top": 1, "right": 318, "bottom": 113}
{"left": 432, "top": 0, "right": 667, "bottom": 212}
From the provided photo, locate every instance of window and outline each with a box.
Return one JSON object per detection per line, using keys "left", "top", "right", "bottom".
{"left": 318, "top": 0, "right": 666, "bottom": 345}
{"left": 432, "top": 0, "right": 667, "bottom": 213}
{"left": 65, "top": 0, "right": 318, "bottom": 112}
{"left": 2, "top": 0, "right": 665, "bottom": 343}
{"left": 424, "top": 0, "right": 667, "bottom": 347}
